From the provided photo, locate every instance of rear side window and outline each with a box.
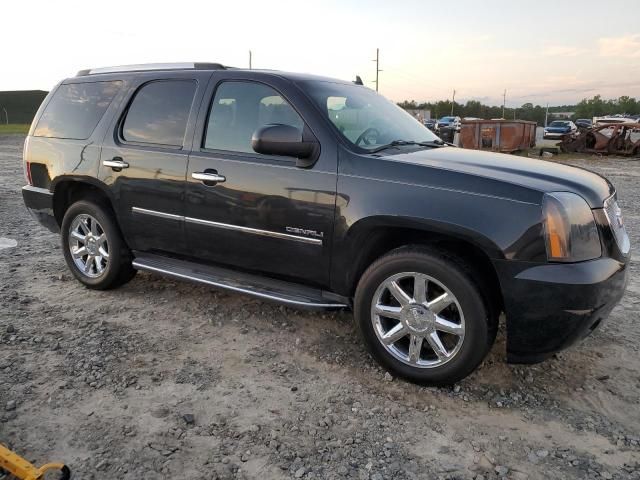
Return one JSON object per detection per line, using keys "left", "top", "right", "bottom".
{"left": 34, "top": 81, "right": 121, "bottom": 139}
{"left": 122, "top": 80, "right": 196, "bottom": 146}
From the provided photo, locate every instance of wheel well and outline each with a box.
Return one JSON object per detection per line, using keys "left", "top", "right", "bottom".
{"left": 53, "top": 181, "right": 114, "bottom": 227}
{"left": 350, "top": 228, "right": 504, "bottom": 320}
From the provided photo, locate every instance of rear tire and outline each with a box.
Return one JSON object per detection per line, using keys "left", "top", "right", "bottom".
{"left": 354, "top": 246, "right": 494, "bottom": 385}
{"left": 61, "top": 200, "right": 136, "bottom": 290}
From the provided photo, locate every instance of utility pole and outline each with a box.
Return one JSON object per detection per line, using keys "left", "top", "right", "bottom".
{"left": 502, "top": 89, "right": 506, "bottom": 119}
{"left": 1, "top": 107, "right": 7, "bottom": 125}
{"left": 249, "top": 50, "right": 252, "bottom": 70}
{"left": 451, "top": 89, "right": 456, "bottom": 115}
{"left": 372, "top": 48, "right": 382, "bottom": 92}
{"left": 545, "top": 102, "right": 549, "bottom": 127}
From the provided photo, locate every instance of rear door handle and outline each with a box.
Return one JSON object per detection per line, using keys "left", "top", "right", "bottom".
{"left": 192, "top": 172, "right": 226, "bottom": 183}
{"left": 103, "top": 158, "right": 129, "bottom": 170}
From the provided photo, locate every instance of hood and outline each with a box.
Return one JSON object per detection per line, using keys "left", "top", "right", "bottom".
{"left": 387, "top": 147, "right": 613, "bottom": 208}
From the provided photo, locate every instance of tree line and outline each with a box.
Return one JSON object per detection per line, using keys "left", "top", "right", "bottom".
{"left": 398, "top": 95, "right": 640, "bottom": 126}
{"left": 0, "top": 90, "right": 48, "bottom": 124}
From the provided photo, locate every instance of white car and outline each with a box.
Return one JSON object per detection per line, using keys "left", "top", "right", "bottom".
{"left": 436, "top": 116, "right": 462, "bottom": 132}
{"left": 593, "top": 116, "right": 636, "bottom": 126}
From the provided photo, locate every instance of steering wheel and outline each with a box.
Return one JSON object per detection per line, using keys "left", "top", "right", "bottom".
{"left": 355, "top": 127, "right": 380, "bottom": 146}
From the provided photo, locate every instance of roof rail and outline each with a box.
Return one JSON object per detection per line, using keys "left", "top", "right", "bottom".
{"left": 76, "top": 62, "right": 227, "bottom": 76}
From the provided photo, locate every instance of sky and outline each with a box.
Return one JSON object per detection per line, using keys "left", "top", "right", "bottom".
{"left": 2, "top": 0, "right": 640, "bottom": 107}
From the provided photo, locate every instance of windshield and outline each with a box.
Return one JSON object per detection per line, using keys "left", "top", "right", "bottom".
{"left": 439, "top": 116, "right": 455, "bottom": 122}
{"left": 549, "top": 121, "right": 569, "bottom": 127}
{"left": 302, "top": 81, "right": 439, "bottom": 150}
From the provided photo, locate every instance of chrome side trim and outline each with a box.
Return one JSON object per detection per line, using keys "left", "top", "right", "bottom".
{"left": 130, "top": 207, "right": 322, "bottom": 245}
{"left": 132, "top": 207, "right": 182, "bottom": 221}
{"left": 184, "top": 216, "right": 323, "bottom": 245}
{"left": 132, "top": 260, "right": 346, "bottom": 308}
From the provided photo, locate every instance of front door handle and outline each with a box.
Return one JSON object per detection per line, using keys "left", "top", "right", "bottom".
{"left": 192, "top": 172, "right": 226, "bottom": 183}
{"left": 103, "top": 157, "right": 129, "bottom": 170}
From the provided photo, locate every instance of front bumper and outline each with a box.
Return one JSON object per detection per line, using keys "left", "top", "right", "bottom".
{"left": 22, "top": 185, "right": 59, "bottom": 233}
{"left": 543, "top": 132, "right": 569, "bottom": 139}
{"left": 494, "top": 257, "right": 629, "bottom": 363}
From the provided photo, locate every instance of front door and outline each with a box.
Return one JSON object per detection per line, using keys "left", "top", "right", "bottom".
{"left": 99, "top": 75, "right": 204, "bottom": 255}
{"left": 185, "top": 79, "right": 337, "bottom": 286}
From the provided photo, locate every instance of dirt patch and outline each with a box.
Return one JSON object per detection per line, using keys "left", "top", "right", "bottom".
{"left": 1, "top": 134, "right": 639, "bottom": 479}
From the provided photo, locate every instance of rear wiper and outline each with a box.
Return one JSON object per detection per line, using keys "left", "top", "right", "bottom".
{"left": 369, "top": 139, "right": 447, "bottom": 153}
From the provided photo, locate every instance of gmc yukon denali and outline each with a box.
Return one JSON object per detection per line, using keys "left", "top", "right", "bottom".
{"left": 21, "top": 63, "right": 630, "bottom": 384}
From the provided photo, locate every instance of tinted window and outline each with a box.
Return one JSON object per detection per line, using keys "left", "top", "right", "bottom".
{"left": 122, "top": 80, "right": 196, "bottom": 146}
{"left": 204, "top": 81, "right": 303, "bottom": 153}
{"left": 34, "top": 81, "right": 121, "bottom": 139}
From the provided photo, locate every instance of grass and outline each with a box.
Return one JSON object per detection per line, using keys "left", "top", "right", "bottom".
{"left": 0, "top": 124, "right": 30, "bottom": 135}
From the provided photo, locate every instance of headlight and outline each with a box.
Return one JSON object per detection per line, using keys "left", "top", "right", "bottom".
{"left": 543, "top": 192, "right": 601, "bottom": 262}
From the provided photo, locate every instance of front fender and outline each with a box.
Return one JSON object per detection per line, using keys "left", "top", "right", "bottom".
{"left": 330, "top": 153, "right": 546, "bottom": 294}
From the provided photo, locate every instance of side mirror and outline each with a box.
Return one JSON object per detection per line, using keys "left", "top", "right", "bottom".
{"left": 252, "top": 124, "right": 319, "bottom": 168}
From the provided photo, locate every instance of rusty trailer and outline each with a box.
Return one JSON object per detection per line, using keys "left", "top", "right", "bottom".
{"left": 560, "top": 123, "right": 640, "bottom": 156}
{"left": 459, "top": 119, "right": 537, "bottom": 153}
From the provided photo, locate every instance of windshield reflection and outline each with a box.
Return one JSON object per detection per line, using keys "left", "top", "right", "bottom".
{"left": 303, "top": 81, "right": 439, "bottom": 151}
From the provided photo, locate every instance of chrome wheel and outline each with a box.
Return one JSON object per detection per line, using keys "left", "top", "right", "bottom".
{"left": 68, "top": 214, "right": 109, "bottom": 278}
{"left": 371, "top": 272, "right": 465, "bottom": 368}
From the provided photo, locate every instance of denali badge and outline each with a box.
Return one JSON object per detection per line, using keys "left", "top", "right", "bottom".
{"left": 286, "top": 227, "right": 324, "bottom": 238}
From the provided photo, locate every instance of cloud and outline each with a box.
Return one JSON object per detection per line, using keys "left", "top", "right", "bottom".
{"left": 542, "top": 45, "right": 587, "bottom": 57}
{"left": 598, "top": 34, "right": 640, "bottom": 58}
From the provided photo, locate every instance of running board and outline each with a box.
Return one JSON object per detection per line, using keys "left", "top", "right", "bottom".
{"left": 132, "top": 252, "right": 348, "bottom": 310}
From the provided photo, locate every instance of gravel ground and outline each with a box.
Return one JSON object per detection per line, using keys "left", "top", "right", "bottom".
{"left": 1, "top": 134, "right": 639, "bottom": 480}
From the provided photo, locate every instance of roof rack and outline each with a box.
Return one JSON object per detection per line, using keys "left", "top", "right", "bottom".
{"left": 76, "top": 62, "right": 227, "bottom": 76}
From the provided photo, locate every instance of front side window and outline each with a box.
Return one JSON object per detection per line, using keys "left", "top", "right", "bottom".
{"left": 34, "top": 81, "right": 121, "bottom": 139}
{"left": 303, "top": 81, "right": 438, "bottom": 150}
{"left": 122, "top": 80, "right": 196, "bottom": 146}
{"left": 204, "top": 81, "right": 304, "bottom": 153}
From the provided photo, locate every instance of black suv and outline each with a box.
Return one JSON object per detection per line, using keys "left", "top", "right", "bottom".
{"left": 22, "top": 63, "right": 630, "bottom": 384}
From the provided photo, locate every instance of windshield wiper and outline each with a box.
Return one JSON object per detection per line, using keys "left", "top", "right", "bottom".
{"left": 369, "top": 138, "right": 447, "bottom": 153}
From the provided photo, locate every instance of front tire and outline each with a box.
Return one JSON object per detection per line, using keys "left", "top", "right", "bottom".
{"left": 61, "top": 200, "right": 136, "bottom": 290}
{"left": 354, "top": 247, "right": 494, "bottom": 385}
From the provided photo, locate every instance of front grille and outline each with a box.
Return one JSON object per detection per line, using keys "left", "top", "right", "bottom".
{"left": 604, "top": 195, "right": 630, "bottom": 255}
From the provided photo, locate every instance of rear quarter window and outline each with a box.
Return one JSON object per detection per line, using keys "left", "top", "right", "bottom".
{"left": 33, "top": 81, "right": 121, "bottom": 139}
{"left": 121, "top": 80, "right": 196, "bottom": 147}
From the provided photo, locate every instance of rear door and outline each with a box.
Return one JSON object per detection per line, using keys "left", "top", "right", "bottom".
{"left": 99, "top": 72, "right": 208, "bottom": 255}
{"left": 184, "top": 76, "right": 338, "bottom": 286}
